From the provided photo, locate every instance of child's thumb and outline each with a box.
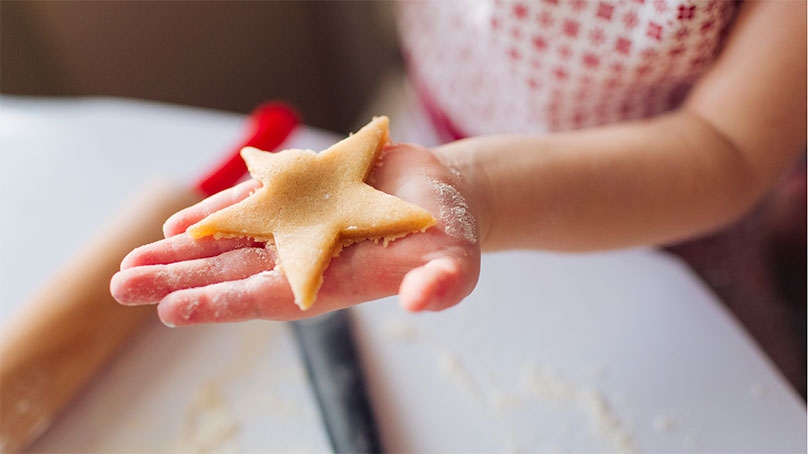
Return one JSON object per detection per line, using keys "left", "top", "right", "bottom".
{"left": 398, "top": 254, "right": 478, "bottom": 312}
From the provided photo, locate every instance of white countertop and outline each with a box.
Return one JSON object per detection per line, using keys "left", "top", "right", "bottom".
{"left": 1, "top": 96, "right": 804, "bottom": 453}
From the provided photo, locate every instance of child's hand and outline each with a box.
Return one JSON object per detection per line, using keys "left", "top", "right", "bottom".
{"left": 110, "top": 143, "right": 482, "bottom": 326}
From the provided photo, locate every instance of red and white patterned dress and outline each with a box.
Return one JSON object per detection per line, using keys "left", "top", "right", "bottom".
{"left": 398, "top": 0, "right": 738, "bottom": 140}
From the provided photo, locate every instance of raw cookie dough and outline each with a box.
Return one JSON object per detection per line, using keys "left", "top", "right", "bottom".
{"left": 187, "top": 116, "right": 436, "bottom": 310}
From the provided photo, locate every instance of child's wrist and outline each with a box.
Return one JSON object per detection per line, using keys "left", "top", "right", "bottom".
{"left": 432, "top": 140, "right": 494, "bottom": 251}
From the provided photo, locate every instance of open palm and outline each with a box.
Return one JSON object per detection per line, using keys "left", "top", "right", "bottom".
{"left": 110, "top": 143, "right": 481, "bottom": 326}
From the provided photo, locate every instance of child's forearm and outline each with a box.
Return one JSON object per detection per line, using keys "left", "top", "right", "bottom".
{"left": 436, "top": 110, "right": 789, "bottom": 252}
{"left": 435, "top": 0, "right": 805, "bottom": 253}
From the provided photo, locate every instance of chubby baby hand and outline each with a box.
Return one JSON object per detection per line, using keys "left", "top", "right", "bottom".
{"left": 110, "top": 143, "right": 482, "bottom": 326}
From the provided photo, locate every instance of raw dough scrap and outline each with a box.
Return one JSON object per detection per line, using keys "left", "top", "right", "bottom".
{"left": 187, "top": 116, "right": 436, "bottom": 310}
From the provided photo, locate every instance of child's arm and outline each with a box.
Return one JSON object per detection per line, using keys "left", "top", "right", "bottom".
{"left": 438, "top": 0, "right": 805, "bottom": 253}
{"left": 111, "top": 1, "right": 804, "bottom": 325}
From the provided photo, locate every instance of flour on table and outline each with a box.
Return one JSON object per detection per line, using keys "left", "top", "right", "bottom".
{"left": 175, "top": 383, "right": 240, "bottom": 453}
{"left": 748, "top": 382, "right": 766, "bottom": 399}
{"left": 378, "top": 314, "right": 636, "bottom": 452}
{"left": 437, "top": 350, "right": 486, "bottom": 406}
{"left": 381, "top": 318, "right": 419, "bottom": 342}
{"left": 652, "top": 414, "right": 676, "bottom": 433}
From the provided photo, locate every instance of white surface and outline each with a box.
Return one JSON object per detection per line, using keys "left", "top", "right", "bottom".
{"left": 1, "top": 96, "right": 804, "bottom": 453}
{"left": 354, "top": 251, "right": 806, "bottom": 452}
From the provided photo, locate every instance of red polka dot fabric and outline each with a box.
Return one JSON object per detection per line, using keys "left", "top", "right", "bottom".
{"left": 399, "top": 0, "right": 737, "bottom": 139}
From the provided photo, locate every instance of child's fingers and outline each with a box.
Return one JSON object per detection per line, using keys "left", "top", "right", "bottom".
{"left": 156, "top": 263, "right": 402, "bottom": 327}
{"left": 140, "top": 233, "right": 480, "bottom": 325}
{"left": 156, "top": 238, "right": 429, "bottom": 326}
{"left": 163, "top": 179, "right": 262, "bottom": 237}
{"left": 398, "top": 249, "right": 480, "bottom": 312}
{"left": 110, "top": 246, "right": 275, "bottom": 305}
{"left": 120, "top": 234, "right": 258, "bottom": 270}
{"left": 157, "top": 272, "right": 303, "bottom": 326}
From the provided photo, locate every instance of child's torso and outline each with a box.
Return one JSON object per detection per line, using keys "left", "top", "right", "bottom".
{"left": 399, "top": 0, "right": 738, "bottom": 138}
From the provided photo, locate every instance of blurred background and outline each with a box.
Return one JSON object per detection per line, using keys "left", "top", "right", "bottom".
{"left": 1, "top": 1, "right": 400, "bottom": 133}
{"left": 1, "top": 0, "right": 804, "bottom": 399}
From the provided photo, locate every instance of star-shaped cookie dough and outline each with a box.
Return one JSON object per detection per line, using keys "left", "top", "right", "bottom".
{"left": 187, "top": 116, "right": 436, "bottom": 310}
